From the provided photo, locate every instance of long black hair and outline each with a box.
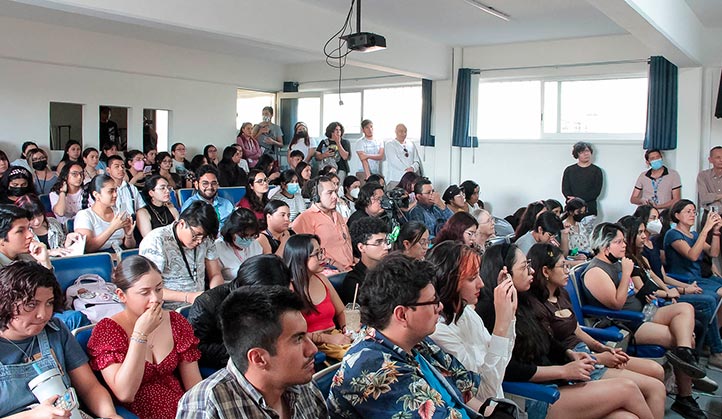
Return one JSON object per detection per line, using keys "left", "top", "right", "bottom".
{"left": 283, "top": 234, "right": 321, "bottom": 314}
{"left": 59, "top": 140, "right": 81, "bottom": 165}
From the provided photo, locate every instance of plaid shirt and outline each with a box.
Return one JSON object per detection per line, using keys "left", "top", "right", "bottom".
{"left": 177, "top": 360, "right": 329, "bottom": 419}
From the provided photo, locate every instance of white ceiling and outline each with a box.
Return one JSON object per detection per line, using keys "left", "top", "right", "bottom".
{"left": 685, "top": 0, "right": 722, "bottom": 28}
{"left": 297, "top": 0, "right": 627, "bottom": 46}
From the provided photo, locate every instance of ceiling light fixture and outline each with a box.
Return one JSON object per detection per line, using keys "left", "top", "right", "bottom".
{"left": 463, "top": 0, "right": 510, "bottom": 21}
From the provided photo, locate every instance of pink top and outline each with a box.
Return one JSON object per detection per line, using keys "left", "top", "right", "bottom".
{"left": 303, "top": 277, "right": 336, "bottom": 333}
{"left": 237, "top": 135, "right": 262, "bottom": 168}
{"left": 88, "top": 311, "right": 201, "bottom": 419}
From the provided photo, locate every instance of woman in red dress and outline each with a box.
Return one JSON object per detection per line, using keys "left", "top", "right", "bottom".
{"left": 88, "top": 255, "right": 202, "bottom": 419}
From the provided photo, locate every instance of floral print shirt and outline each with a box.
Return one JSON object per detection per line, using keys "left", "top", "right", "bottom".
{"left": 328, "top": 328, "right": 481, "bottom": 419}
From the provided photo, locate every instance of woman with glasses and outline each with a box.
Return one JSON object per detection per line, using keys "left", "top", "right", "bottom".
{"left": 442, "top": 184, "right": 468, "bottom": 213}
{"left": 258, "top": 200, "right": 294, "bottom": 256}
{"left": 477, "top": 243, "right": 657, "bottom": 419}
{"left": 49, "top": 162, "right": 85, "bottom": 224}
{"left": 528, "top": 243, "right": 666, "bottom": 419}
{"left": 214, "top": 208, "right": 262, "bottom": 282}
{"left": 427, "top": 241, "right": 516, "bottom": 402}
{"left": 284, "top": 234, "right": 350, "bottom": 360}
{"left": 154, "top": 152, "right": 183, "bottom": 190}
{"left": 434, "top": 211, "right": 479, "bottom": 248}
{"left": 203, "top": 144, "right": 219, "bottom": 168}
{"left": 237, "top": 169, "right": 269, "bottom": 226}
{"left": 392, "top": 221, "right": 429, "bottom": 260}
{"left": 136, "top": 175, "right": 179, "bottom": 238}
{"left": 27, "top": 148, "right": 57, "bottom": 195}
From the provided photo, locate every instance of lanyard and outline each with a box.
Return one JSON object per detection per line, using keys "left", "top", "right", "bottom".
{"left": 172, "top": 223, "right": 198, "bottom": 285}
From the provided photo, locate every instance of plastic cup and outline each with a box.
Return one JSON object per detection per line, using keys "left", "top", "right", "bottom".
{"left": 344, "top": 303, "right": 361, "bottom": 333}
{"left": 28, "top": 368, "right": 82, "bottom": 419}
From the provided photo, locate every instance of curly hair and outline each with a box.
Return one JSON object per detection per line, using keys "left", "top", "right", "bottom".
{"left": 0, "top": 261, "right": 64, "bottom": 330}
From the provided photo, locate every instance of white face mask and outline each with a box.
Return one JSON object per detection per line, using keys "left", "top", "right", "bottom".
{"left": 646, "top": 219, "right": 663, "bottom": 235}
{"left": 349, "top": 188, "right": 360, "bottom": 199}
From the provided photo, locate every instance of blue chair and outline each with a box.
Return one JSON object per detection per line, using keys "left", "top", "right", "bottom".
{"left": 502, "top": 382, "right": 560, "bottom": 404}
{"left": 169, "top": 190, "right": 180, "bottom": 211}
{"left": 567, "top": 263, "right": 666, "bottom": 358}
{"left": 66, "top": 219, "right": 74, "bottom": 233}
{"left": 175, "top": 304, "right": 192, "bottom": 318}
{"left": 51, "top": 253, "right": 114, "bottom": 293}
{"left": 119, "top": 248, "right": 139, "bottom": 261}
{"left": 73, "top": 325, "right": 140, "bottom": 419}
{"left": 218, "top": 187, "right": 246, "bottom": 205}
{"left": 312, "top": 362, "right": 340, "bottom": 397}
{"left": 178, "top": 188, "right": 194, "bottom": 206}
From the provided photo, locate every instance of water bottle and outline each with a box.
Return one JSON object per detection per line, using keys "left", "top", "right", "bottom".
{"left": 642, "top": 299, "right": 659, "bottom": 322}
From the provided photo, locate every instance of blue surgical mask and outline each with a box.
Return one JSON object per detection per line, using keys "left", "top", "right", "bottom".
{"left": 286, "top": 182, "right": 300, "bottom": 195}
{"left": 234, "top": 235, "right": 255, "bottom": 248}
{"left": 670, "top": 222, "right": 677, "bottom": 229}
{"left": 649, "top": 159, "right": 663, "bottom": 170}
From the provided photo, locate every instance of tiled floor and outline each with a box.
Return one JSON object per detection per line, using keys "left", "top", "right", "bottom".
{"left": 665, "top": 359, "right": 722, "bottom": 419}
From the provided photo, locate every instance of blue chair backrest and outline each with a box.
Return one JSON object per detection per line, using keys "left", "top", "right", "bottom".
{"left": 178, "top": 188, "right": 194, "bottom": 206}
{"left": 218, "top": 187, "right": 246, "bottom": 205}
{"left": 39, "top": 194, "right": 52, "bottom": 213}
{"left": 169, "top": 190, "right": 180, "bottom": 211}
{"left": 566, "top": 262, "right": 590, "bottom": 318}
{"left": 52, "top": 253, "right": 114, "bottom": 292}
{"left": 66, "top": 219, "right": 74, "bottom": 233}
{"left": 176, "top": 305, "right": 191, "bottom": 318}
{"left": 312, "top": 363, "right": 340, "bottom": 397}
{"left": 120, "top": 248, "right": 139, "bottom": 261}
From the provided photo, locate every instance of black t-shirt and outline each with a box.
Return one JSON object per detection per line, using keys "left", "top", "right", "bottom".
{"left": 561, "top": 164, "right": 603, "bottom": 215}
{"left": 99, "top": 120, "right": 119, "bottom": 146}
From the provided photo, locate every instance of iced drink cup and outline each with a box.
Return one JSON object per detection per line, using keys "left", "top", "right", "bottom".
{"left": 344, "top": 303, "right": 361, "bottom": 333}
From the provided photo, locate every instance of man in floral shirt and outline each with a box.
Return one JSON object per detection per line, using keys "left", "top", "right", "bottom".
{"left": 328, "top": 254, "right": 482, "bottom": 419}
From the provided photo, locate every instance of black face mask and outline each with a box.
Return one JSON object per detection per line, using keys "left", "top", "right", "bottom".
{"left": 8, "top": 186, "right": 28, "bottom": 197}
{"left": 32, "top": 160, "right": 48, "bottom": 171}
{"left": 606, "top": 251, "right": 620, "bottom": 264}
{"left": 573, "top": 213, "right": 586, "bottom": 222}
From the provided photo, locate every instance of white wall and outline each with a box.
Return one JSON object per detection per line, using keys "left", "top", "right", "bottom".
{"left": 0, "top": 15, "right": 284, "bottom": 163}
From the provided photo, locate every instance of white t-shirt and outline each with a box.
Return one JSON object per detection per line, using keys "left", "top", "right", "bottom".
{"left": 115, "top": 181, "right": 145, "bottom": 215}
{"left": 352, "top": 136, "right": 382, "bottom": 174}
{"left": 74, "top": 208, "right": 124, "bottom": 251}
{"left": 214, "top": 238, "right": 263, "bottom": 282}
{"left": 49, "top": 189, "right": 84, "bottom": 224}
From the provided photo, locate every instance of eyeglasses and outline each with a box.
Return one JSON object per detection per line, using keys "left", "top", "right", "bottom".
{"left": 68, "top": 171, "right": 83, "bottom": 177}
{"left": 162, "top": 159, "right": 173, "bottom": 164}
{"left": 417, "top": 238, "right": 430, "bottom": 247}
{"left": 187, "top": 225, "right": 206, "bottom": 242}
{"left": 310, "top": 248, "right": 326, "bottom": 260}
{"left": 200, "top": 181, "right": 219, "bottom": 188}
{"left": 364, "top": 236, "right": 390, "bottom": 247}
{"left": 517, "top": 259, "right": 533, "bottom": 274}
{"left": 554, "top": 262, "right": 571, "bottom": 272}
{"left": 406, "top": 294, "right": 441, "bottom": 309}
{"left": 154, "top": 185, "right": 174, "bottom": 192}
{"left": 254, "top": 178, "right": 269, "bottom": 184}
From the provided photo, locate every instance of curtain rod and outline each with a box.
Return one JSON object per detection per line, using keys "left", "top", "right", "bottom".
{"left": 474, "top": 58, "right": 649, "bottom": 73}
{"left": 299, "top": 74, "right": 410, "bottom": 85}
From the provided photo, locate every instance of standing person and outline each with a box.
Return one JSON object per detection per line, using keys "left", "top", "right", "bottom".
{"left": 203, "top": 144, "right": 219, "bottom": 167}
{"left": 214, "top": 208, "right": 263, "bottom": 282}
{"left": 217, "top": 145, "right": 247, "bottom": 187}
{"left": 561, "top": 142, "right": 604, "bottom": 217}
{"left": 88, "top": 255, "right": 202, "bottom": 419}
{"left": 630, "top": 149, "right": 682, "bottom": 210}
{"left": 82, "top": 147, "right": 101, "bottom": 182}
{"left": 353, "top": 119, "right": 384, "bottom": 180}
{"left": 27, "top": 148, "right": 57, "bottom": 195}
{"left": 407, "top": 178, "right": 453, "bottom": 240}
{"left": 236, "top": 122, "right": 263, "bottom": 168}
{"left": 10, "top": 141, "right": 36, "bottom": 171}
{"left": 384, "top": 123, "right": 421, "bottom": 184}
{"left": 258, "top": 106, "right": 284, "bottom": 156}
{"left": 99, "top": 106, "right": 120, "bottom": 148}
{"left": 135, "top": 175, "right": 179, "bottom": 238}
{"left": 288, "top": 122, "right": 316, "bottom": 164}
{"left": 177, "top": 285, "right": 328, "bottom": 419}
{"left": 106, "top": 155, "right": 145, "bottom": 217}
{"left": 0, "top": 166, "right": 35, "bottom": 205}
{"left": 180, "top": 165, "right": 234, "bottom": 228}
{"left": 55, "top": 139, "right": 82, "bottom": 174}
{"left": 339, "top": 217, "right": 389, "bottom": 304}
{"left": 315, "top": 122, "right": 350, "bottom": 182}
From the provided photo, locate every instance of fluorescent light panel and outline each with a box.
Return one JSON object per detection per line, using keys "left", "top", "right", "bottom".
{"left": 463, "top": 0, "right": 511, "bottom": 21}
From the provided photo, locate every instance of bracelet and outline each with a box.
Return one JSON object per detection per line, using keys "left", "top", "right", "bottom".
{"left": 132, "top": 330, "right": 147, "bottom": 337}
{"left": 130, "top": 336, "right": 147, "bottom": 344}
{"left": 680, "top": 287, "right": 686, "bottom": 295}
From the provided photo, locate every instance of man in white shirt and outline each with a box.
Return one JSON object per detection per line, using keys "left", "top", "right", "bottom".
{"left": 106, "top": 155, "right": 144, "bottom": 216}
{"left": 384, "top": 123, "right": 421, "bottom": 184}
{"left": 353, "top": 119, "right": 384, "bottom": 180}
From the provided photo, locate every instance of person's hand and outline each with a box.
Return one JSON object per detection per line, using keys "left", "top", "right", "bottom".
{"left": 30, "top": 395, "right": 71, "bottom": 418}
{"left": 134, "top": 301, "right": 164, "bottom": 336}
{"left": 703, "top": 212, "right": 722, "bottom": 233}
{"left": 268, "top": 172, "right": 281, "bottom": 182}
{"left": 28, "top": 241, "right": 50, "bottom": 264}
{"left": 130, "top": 171, "right": 145, "bottom": 183}
{"left": 357, "top": 151, "right": 368, "bottom": 161}
{"left": 684, "top": 282, "right": 703, "bottom": 294}
{"left": 263, "top": 137, "right": 276, "bottom": 145}
{"left": 562, "top": 358, "right": 595, "bottom": 381}
{"left": 620, "top": 256, "right": 633, "bottom": 276}
{"left": 493, "top": 273, "right": 516, "bottom": 333}
{"left": 63, "top": 232, "right": 83, "bottom": 247}
{"left": 109, "top": 211, "right": 128, "bottom": 231}
{"left": 123, "top": 218, "right": 135, "bottom": 236}
{"left": 595, "top": 348, "right": 629, "bottom": 368}
{"left": 48, "top": 247, "right": 72, "bottom": 257}
{"left": 566, "top": 350, "right": 594, "bottom": 362}
{"left": 59, "top": 181, "right": 68, "bottom": 194}
{"left": 325, "top": 332, "right": 351, "bottom": 345}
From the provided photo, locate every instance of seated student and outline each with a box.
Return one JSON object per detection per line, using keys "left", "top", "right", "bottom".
{"left": 284, "top": 234, "right": 350, "bottom": 360}
{"left": 188, "top": 154, "right": 208, "bottom": 175}
{"left": 180, "top": 165, "right": 234, "bottom": 229}
{"left": 346, "top": 181, "right": 385, "bottom": 227}
{"left": 178, "top": 285, "right": 328, "bottom": 419}
{"left": 582, "top": 222, "right": 710, "bottom": 417}
{"left": 214, "top": 208, "right": 263, "bottom": 282}
{"left": 49, "top": 161, "right": 85, "bottom": 224}
{"left": 229, "top": 144, "right": 250, "bottom": 173}
{"left": 74, "top": 175, "right": 136, "bottom": 253}
{"left": 0, "top": 205, "right": 53, "bottom": 269}
{"left": 269, "top": 169, "right": 306, "bottom": 222}
{"left": 288, "top": 149, "right": 305, "bottom": 170}
{"left": 0, "top": 166, "right": 35, "bottom": 205}
{"left": 366, "top": 173, "right": 385, "bottom": 189}
{"left": 217, "top": 145, "right": 247, "bottom": 188}
{"left": 55, "top": 140, "right": 82, "bottom": 176}
{"left": 256, "top": 153, "right": 281, "bottom": 183}
{"left": 27, "top": 148, "right": 57, "bottom": 195}
{"left": 433, "top": 211, "right": 478, "bottom": 248}
{"left": 188, "top": 254, "right": 292, "bottom": 369}
{"left": 337, "top": 174, "right": 359, "bottom": 218}
{"left": 88, "top": 255, "right": 202, "bottom": 419}
{"left": 407, "top": 178, "right": 453, "bottom": 239}
{"left": 295, "top": 161, "right": 313, "bottom": 197}
{"left": 561, "top": 197, "right": 592, "bottom": 256}
{"left": 427, "top": 241, "right": 516, "bottom": 403}
{"left": 339, "top": 217, "right": 389, "bottom": 304}
{"left": 329, "top": 253, "right": 484, "bottom": 418}
{"left": 171, "top": 142, "right": 192, "bottom": 179}
{"left": 10, "top": 141, "right": 36, "bottom": 171}
{"left": 16, "top": 194, "right": 81, "bottom": 257}
{"left": 258, "top": 200, "right": 294, "bottom": 256}
{"left": 634, "top": 205, "right": 665, "bottom": 276}
{"left": 0, "top": 262, "right": 122, "bottom": 419}
{"left": 139, "top": 200, "right": 224, "bottom": 309}
{"left": 471, "top": 208, "right": 496, "bottom": 254}
{"left": 237, "top": 169, "right": 269, "bottom": 226}
{"left": 202, "top": 144, "right": 218, "bottom": 168}
{"left": 528, "top": 243, "right": 666, "bottom": 419}
{"left": 544, "top": 199, "right": 563, "bottom": 217}
{"left": 391, "top": 220, "right": 429, "bottom": 260}
{"left": 106, "top": 155, "right": 145, "bottom": 217}
{"left": 135, "top": 175, "right": 180, "bottom": 238}
{"left": 515, "top": 211, "right": 564, "bottom": 255}
{"left": 442, "top": 184, "right": 468, "bottom": 213}
{"left": 154, "top": 151, "right": 183, "bottom": 190}
{"left": 83, "top": 147, "right": 102, "bottom": 183}
{"left": 461, "top": 180, "right": 481, "bottom": 213}
{"left": 125, "top": 149, "right": 150, "bottom": 189}
{"left": 477, "top": 244, "right": 659, "bottom": 419}
{"left": 513, "top": 201, "right": 547, "bottom": 240}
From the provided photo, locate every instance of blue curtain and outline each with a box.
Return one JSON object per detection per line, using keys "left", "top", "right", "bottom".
{"left": 644, "top": 56, "right": 677, "bottom": 150}
{"left": 452, "top": 68, "right": 479, "bottom": 147}
{"left": 420, "top": 79, "right": 435, "bottom": 147}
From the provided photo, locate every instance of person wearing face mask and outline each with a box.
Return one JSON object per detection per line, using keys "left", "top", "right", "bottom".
{"left": 269, "top": 170, "right": 305, "bottom": 222}
{"left": 288, "top": 121, "right": 316, "bottom": 164}
{"left": 0, "top": 166, "right": 35, "bottom": 205}
{"left": 561, "top": 197, "right": 592, "bottom": 257}
{"left": 27, "top": 148, "right": 57, "bottom": 195}
{"left": 631, "top": 149, "right": 681, "bottom": 210}
{"left": 338, "top": 175, "right": 359, "bottom": 220}
{"left": 213, "top": 208, "right": 263, "bottom": 282}
{"left": 257, "top": 106, "right": 284, "bottom": 157}
{"left": 125, "top": 150, "right": 150, "bottom": 189}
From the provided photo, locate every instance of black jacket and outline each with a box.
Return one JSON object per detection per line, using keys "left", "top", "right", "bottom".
{"left": 187, "top": 282, "right": 235, "bottom": 369}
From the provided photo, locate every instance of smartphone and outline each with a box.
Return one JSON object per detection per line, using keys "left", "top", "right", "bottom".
{"left": 53, "top": 387, "right": 78, "bottom": 411}
{"left": 143, "top": 165, "right": 153, "bottom": 174}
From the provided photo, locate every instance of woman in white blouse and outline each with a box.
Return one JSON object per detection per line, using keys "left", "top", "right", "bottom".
{"left": 214, "top": 207, "right": 263, "bottom": 282}
{"left": 50, "top": 161, "right": 85, "bottom": 224}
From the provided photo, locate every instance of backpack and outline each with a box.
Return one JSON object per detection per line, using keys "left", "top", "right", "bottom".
{"left": 65, "top": 274, "right": 124, "bottom": 323}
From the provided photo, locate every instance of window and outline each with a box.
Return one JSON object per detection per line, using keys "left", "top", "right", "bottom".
{"left": 476, "top": 76, "right": 647, "bottom": 140}
{"left": 323, "top": 92, "right": 362, "bottom": 134}
{"left": 297, "top": 97, "right": 321, "bottom": 138}
{"left": 237, "top": 90, "right": 275, "bottom": 130}
{"left": 363, "top": 86, "right": 422, "bottom": 140}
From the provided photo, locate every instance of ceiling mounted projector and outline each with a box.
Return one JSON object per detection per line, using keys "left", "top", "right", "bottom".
{"left": 341, "top": 32, "right": 386, "bottom": 52}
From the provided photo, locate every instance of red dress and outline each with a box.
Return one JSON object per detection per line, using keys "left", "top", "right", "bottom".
{"left": 88, "top": 311, "right": 201, "bottom": 419}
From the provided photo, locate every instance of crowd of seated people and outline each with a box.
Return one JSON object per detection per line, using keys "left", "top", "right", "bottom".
{"left": 4, "top": 133, "right": 722, "bottom": 419}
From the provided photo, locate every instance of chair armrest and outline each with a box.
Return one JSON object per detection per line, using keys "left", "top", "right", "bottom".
{"left": 581, "top": 306, "right": 644, "bottom": 322}
{"left": 581, "top": 326, "right": 623, "bottom": 342}
{"left": 502, "top": 381, "right": 560, "bottom": 404}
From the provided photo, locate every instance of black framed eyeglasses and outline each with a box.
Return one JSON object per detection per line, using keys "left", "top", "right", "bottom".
{"left": 405, "top": 294, "right": 441, "bottom": 309}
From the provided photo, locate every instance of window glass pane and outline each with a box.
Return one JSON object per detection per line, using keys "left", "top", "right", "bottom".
{"left": 543, "top": 82, "right": 558, "bottom": 134}
{"left": 559, "top": 78, "right": 647, "bottom": 133}
{"left": 323, "top": 92, "right": 362, "bottom": 135}
{"left": 237, "top": 90, "right": 275, "bottom": 130}
{"left": 297, "top": 97, "right": 321, "bottom": 139}
{"left": 362, "top": 86, "right": 422, "bottom": 140}
{"left": 477, "top": 81, "right": 541, "bottom": 139}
